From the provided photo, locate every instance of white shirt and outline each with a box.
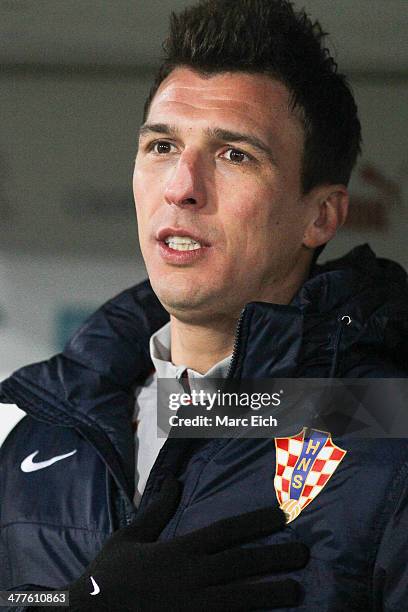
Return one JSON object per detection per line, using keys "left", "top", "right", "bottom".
{"left": 132, "top": 322, "right": 232, "bottom": 506}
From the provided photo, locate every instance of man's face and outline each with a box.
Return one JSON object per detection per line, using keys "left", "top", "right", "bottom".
{"left": 134, "top": 67, "right": 311, "bottom": 322}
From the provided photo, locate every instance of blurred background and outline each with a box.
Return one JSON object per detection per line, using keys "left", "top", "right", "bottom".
{"left": 1, "top": 0, "right": 407, "bottom": 441}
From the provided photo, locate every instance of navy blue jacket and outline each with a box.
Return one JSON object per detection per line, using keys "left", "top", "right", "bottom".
{"left": 1, "top": 244, "right": 408, "bottom": 611}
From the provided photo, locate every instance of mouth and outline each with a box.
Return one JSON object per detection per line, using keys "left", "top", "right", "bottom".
{"left": 163, "top": 236, "right": 201, "bottom": 251}
{"left": 157, "top": 228, "right": 210, "bottom": 250}
{"left": 156, "top": 228, "right": 211, "bottom": 263}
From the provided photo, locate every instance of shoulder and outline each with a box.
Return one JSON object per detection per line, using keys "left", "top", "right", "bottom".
{"left": 0, "top": 413, "right": 110, "bottom": 530}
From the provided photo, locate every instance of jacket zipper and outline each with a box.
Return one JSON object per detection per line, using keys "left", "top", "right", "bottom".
{"left": 226, "top": 307, "right": 247, "bottom": 379}
{"left": 329, "top": 315, "right": 351, "bottom": 378}
{"left": 137, "top": 307, "right": 248, "bottom": 512}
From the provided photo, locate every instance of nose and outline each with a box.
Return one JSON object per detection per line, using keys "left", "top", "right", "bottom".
{"left": 164, "top": 152, "right": 206, "bottom": 208}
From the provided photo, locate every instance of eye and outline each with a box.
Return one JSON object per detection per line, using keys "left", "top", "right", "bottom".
{"left": 150, "top": 141, "right": 177, "bottom": 155}
{"left": 222, "top": 148, "right": 251, "bottom": 164}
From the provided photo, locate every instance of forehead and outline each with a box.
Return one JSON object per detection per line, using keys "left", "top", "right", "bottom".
{"left": 146, "top": 67, "right": 304, "bottom": 151}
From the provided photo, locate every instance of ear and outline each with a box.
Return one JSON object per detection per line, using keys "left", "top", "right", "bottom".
{"left": 302, "top": 185, "right": 349, "bottom": 249}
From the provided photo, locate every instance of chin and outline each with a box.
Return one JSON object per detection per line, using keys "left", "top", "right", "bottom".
{"left": 151, "top": 276, "right": 202, "bottom": 306}
{"left": 150, "top": 276, "right": 221, "bottom": 321}
{"left": 161, "top": 291, "right": 208, "bottom": 313}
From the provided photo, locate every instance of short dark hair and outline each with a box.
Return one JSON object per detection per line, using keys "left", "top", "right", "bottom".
{"left": 144, "top": 0, "right": 361, "bottom": 194}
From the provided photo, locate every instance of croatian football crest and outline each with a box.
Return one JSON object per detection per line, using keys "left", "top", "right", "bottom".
{"left": 274, "top": 428, "right": 347, "bottom": 523}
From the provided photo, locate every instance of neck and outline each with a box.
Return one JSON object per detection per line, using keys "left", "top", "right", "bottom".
{"left": 169, "top": 254, "right": 312, "bottom": 374}
{"left": 170, "top": 315, "right": 237, "bottom": 374}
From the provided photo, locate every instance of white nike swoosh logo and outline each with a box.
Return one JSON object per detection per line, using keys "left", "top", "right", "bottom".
{"left": 20, "top": 449, "right": 77, "bottom": 472}
{"left": 90, "top": 576, "right": 100, "bottom": 596}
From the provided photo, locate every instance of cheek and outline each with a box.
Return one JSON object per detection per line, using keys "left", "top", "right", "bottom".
{"left": 133, "top": 165, "right": 161, "bottom": 226}
{"left": 224, "top": 184, "right": 279, "bottom": 244}
{"left": 133, "top": 179, "right": 153, "bottom": 253}
{"left": 133, "top": 163, "right": 150, "bottom": 205}
{"left": 223, "top": 191, "right": 299, "bottom": 275}
{"left": 217, "top": 183, "right": 272, "bottom": 262}
{"left": 132, "top": 166, "right": 143, "bottom": 211}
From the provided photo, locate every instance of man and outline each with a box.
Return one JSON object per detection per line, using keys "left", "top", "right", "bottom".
{"left": 1, "top": 0, "right": 408, "bottom": 610}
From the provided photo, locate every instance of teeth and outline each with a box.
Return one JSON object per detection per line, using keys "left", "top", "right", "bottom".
{"left": 164, "top": 235, "right": 202, "bottom": 251}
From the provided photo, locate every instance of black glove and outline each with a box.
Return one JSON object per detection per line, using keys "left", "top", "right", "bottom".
{"left": 41, "top": 475, "right": 308, "bottom": 611}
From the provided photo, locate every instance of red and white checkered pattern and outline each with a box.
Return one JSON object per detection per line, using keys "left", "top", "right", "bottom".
{"left": 274, "top": 429, "right": 346, "bottom": 513}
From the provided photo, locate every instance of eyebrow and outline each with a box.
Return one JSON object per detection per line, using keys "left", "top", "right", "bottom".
{"left": 139, "top": 123, "right": 178, "bottom": 138}
{"left": 139, "top": 123, "right": 277, "bottom": 164}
